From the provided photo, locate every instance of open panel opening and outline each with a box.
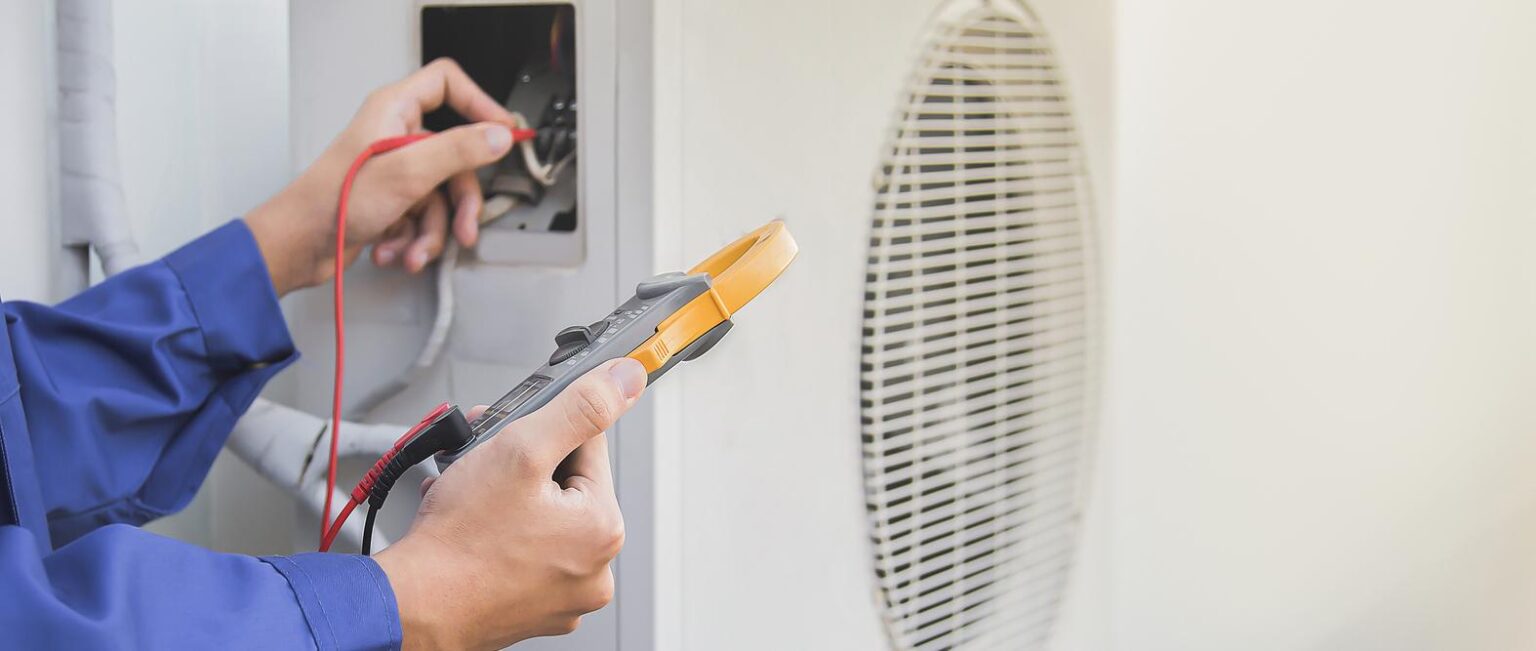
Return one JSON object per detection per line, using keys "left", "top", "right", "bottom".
{"left": 421, "top": 3, "right": 581, "bottom": 266}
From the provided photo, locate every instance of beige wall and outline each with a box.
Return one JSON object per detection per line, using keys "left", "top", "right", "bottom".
{"left": 1107, "top": 0, "right": 1536, "bottom": 648}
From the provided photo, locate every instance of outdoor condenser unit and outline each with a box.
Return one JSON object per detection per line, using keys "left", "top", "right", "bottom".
{"left": 279, "top": 0, "right": 1110, "bottom": 648}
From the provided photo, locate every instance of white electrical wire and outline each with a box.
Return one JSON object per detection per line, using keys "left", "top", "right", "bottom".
{"left": 345, "top": 108, "right": 578, "bottom": 419}
{"left": 545, "top": 149, "right": 577, "bottom": 184}
{"left": 510, "top": 112, "right": 555, "bottom": 186}
{"left": 343, "top": 240, "right": 460, "bottom": 420}
{"left": 508, "top": 111, "right": 575, "bottom": 188}
{"left": 342, "top": 176, "right": 540, "bottom": 421}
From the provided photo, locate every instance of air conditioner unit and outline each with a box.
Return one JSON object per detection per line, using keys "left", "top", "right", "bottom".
{"left": 279, "top": 0, "right": 1111, "bottom": 648}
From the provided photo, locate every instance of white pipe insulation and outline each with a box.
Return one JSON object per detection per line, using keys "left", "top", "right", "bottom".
{"left": 226, "top": 398, "right": 415, "bottom": 550}
{"left": 345, "top": 242, "right": 460, "bottom": 420}
{"left": 55, "top": 0, "right": 140, "bottom": 276}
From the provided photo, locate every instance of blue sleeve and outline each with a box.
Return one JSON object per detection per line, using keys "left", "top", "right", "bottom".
{"left": 0, "top": 220, "right": 404, "bottom": 649}
{"left": 2, "top": 220, "right": 296, "bottom": 544}
{"left": 0, "top": 523, "right": 400, "bottom": 650}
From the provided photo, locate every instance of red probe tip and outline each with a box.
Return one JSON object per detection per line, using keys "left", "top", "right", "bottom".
{"left": 511, "top": 128, "right": 538, "bottom": 143}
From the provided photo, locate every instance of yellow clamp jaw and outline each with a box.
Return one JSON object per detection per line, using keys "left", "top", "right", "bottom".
{"left": 627, "top": 220, "right": 799, "bottom": 373}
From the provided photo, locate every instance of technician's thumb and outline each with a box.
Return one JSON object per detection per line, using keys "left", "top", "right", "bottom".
{"left": 378, "top": 123, "right": 514, "bottom": 198}
{"left": 503, "top": 358, "right": 647, "bottom": 472}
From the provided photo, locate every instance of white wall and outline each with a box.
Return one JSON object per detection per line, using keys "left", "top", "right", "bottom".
{"left": 17, "top": 1, "right": 1536, "bottom": 648}
{"left": 649, "top": 0, "right": 931, "bottom": 645}
{"left": 113, "top": 1, "right": 291, "bottom": 264}
{"left": 1108, "top": 1, "right": 1536, "bottom": 649}
{"left": 111, "top": 0, "right": 293, "bottom": 551}
{"left": 0, "top": 0, "right": 59, "bottom": 303}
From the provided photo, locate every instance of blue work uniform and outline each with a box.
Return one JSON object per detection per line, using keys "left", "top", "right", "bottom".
{"left": 0, "top": 221, "right": 400, "bottom": 649}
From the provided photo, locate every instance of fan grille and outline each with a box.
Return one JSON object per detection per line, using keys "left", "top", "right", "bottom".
{"left": 859, "top": 3, "right": 1094, "bottom": 649}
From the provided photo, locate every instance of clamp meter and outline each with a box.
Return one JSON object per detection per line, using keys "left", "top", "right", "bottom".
{"left": 433, "top": 219, "right": 798, "bottom": 469}
{"left": 317, "top": 126, "right": 799, "bottom": 554}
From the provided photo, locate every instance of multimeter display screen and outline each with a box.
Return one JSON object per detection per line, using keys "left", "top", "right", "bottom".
{"left": 471, "top": 375, "right": 551, "bottom": 436}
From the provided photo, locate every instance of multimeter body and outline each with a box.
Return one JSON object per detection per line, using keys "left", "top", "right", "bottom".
{"left": 434, "top": 272, "right": 731, "bottom": 469}
{"left": 431, "top": 219, "right": 796, "bottom": 470}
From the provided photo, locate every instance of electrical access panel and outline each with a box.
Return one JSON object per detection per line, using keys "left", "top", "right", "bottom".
{"left": 420, "top": 3, "right": 583, "bottom": 266}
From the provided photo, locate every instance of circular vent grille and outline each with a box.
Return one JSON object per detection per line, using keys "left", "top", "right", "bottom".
{"left": 859, "top": 2, "right": 1095, "bottom": 649}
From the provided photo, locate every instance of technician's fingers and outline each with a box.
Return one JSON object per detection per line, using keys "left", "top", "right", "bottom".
{"left": 406, "top": 192, "right": 450, "bottom": 273}
{"left": 447, "top": 170, "right": 483, "bottom": 247}
{"left": 372, "top": 218, "right": 417, "bottom": 267}
{"left": 558, "top": 433, "right": 614, "bottom": 494}
{"left": 393, "top": 58, "right": 517, "bottom": 129}
{"left": 499, "top": 359, "right": 647, "bottom": 475}
{"left": 372, "top": 123, "right": 512, "bottom": 203}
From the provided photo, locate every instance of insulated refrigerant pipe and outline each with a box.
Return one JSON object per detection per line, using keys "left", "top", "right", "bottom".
{"left": 56, "top": 0, "right": 140, "bottom": 276}
{"left": 225, "top": 398, "right": 414, "bottom": 550}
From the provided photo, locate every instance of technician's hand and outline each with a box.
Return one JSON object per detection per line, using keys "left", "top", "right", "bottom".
{"left": 374, "top": 358, "right": 647, "bottom": 650}
{"left": 246, "top": 58, "right": 516, "bottom": 295}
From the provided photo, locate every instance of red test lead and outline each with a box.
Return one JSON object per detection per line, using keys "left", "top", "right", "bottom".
{"left": 320, "top": 127, "right": 535, "bottom": 547}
